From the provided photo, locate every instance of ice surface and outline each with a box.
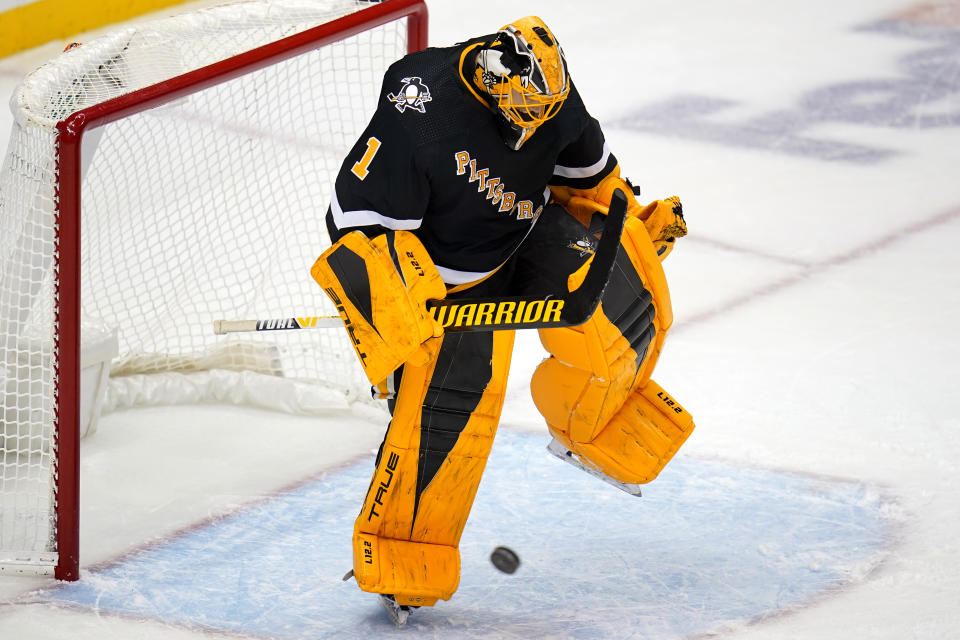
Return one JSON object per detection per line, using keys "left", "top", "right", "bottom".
{"left": 2, "top": 0, "right": 959, "bottom": 638}
{"left": 35, "top": 431, "right": 894, "bottom": 639}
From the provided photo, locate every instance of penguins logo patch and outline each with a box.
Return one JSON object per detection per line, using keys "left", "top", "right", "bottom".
{"left": 388, "top": 77, "right": 432, "bottom": 114}
{"left": 567, "top": 238, "right": 596, "bottom": 258}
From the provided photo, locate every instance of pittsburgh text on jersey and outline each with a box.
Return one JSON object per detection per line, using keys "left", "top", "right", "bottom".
{"left": 454, "top": 150, "right": 542, "bottom": 220}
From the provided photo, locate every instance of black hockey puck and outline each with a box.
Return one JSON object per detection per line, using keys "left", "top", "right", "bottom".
{"left": 490, "top": 546, "right": 520, "bottom": 574}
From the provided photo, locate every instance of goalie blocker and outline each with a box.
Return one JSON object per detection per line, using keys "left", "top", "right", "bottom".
{"left": 310, "top": 229, "right": 446, "bottom": 386}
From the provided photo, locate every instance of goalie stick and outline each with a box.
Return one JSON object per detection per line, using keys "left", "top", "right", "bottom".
{"left": 214, "top": 189, "right": 628, "bottom": 335}
{"left": 427, "top": 188, "right": 627, "bottom": 331}
{"left": 213, "top": 315, "right": 342, "bottom": 334}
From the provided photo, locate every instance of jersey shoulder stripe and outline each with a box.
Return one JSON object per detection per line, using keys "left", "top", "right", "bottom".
{"left": 553, "top": 141, "right": 612, "bottom": 179}
{"left": 329, "top": 187, "right": 422, "bottom": 232}
{"left": 434, "top": 264, "right": 498, "bottom": 286}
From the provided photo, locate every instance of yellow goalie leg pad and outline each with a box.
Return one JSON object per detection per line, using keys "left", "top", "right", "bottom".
{"left": 549, "top": 380, "right": 695, "bottom": 484}
{"left": 622, "top": 214, "right": 672, "bottom": 384}
{"left": 532, "top": 216, "right": 693, "bottom": 484}
{"left": 352, "top": 533, "right": 457, "bottom": 607}
{"left": 534, "top": 217, "right": 672, "bottom": 441}
{"left": 310, "top": 230, "right": 445, "bottom": 385}
{"left": 534, "top": 311, "right": 640, "bottom": 445}
{"left": 352, "top": 330, "right": 515, "bottom": 603}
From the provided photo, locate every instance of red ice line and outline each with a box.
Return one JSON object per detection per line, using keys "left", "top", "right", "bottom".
{"left": 673, "top": 203, "right": 960, "bottom": 333}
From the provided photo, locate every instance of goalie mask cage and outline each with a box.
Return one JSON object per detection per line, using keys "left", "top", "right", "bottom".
{"left": 0, "top": 0, "right": 427, "bottom": 580}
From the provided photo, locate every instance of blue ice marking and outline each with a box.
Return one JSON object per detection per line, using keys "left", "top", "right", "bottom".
{"left": 45, "top": 430, "right": 893, "bottom": 639}
{"left": 612, "top": 20, "right": 960, "bottom": 163}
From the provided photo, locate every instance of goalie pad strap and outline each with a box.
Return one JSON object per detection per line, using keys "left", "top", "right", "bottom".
{"left": 310, "top": 230, "right": 445, "bottom": 385}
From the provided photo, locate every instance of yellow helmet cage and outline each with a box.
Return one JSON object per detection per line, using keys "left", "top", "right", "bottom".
{"left": 476, "top": 16, "right": 570, "bottom": 130}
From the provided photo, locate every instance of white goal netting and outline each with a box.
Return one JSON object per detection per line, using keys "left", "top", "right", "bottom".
{"left": 0, "top": 0, "right": 418, "bottom": 575}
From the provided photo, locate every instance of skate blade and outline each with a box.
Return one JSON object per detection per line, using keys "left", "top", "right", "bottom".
{"left": 546, "top": 438, "right": 643, "bottom": 497}
{"left": 378, "top": 594, "right": 411, "bottom": 627}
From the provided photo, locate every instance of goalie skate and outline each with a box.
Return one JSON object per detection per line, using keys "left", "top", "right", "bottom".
{"left": 378, "top": 594, "right": 416, "bottom": 627}
{"left": 546, "top": 438, "right": 643, "bottom": 497}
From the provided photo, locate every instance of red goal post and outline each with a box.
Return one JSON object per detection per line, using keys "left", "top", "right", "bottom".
{"left": 0, "top": 0, "right": 427, "bottom": 581}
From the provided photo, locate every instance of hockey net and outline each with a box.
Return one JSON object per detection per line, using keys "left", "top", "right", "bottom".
{"left": 0, "top": 0, "right": 427, "bottom": 579}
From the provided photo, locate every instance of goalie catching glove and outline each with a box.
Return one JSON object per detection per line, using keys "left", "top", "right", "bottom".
{"left": 550, "top": 166, "right": 687, "bottom": 260}
{"left": 311, "top": 230, "right": 446, "bottom": 385}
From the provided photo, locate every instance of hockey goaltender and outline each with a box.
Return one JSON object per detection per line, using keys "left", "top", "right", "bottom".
{"left": 311, "top": 15, "right": 694, "bottom": 626}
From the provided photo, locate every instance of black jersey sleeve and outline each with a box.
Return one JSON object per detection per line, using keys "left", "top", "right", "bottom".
{"left": 549, "top": 86, "right": 620, "bottom": 190}
{"left": 325, "top": 100, "right": 431, "bottom": 243}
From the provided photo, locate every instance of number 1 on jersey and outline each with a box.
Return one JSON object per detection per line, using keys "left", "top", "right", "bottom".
{"left": 351, "top": 137, "right": 381, "bottom": 180}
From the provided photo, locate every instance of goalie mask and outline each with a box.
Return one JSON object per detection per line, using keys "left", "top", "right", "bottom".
{"left": 475, "top": 16, "right": 570, "bottom": 150}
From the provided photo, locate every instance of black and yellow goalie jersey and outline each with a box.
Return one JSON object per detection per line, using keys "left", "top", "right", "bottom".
{"left": 325, "top": 35, "right": 619, "bottom": 286}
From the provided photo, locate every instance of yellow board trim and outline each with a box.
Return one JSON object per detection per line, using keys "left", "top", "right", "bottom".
{"left": 0, "top": 0, "right": 192, "bottom": 58}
